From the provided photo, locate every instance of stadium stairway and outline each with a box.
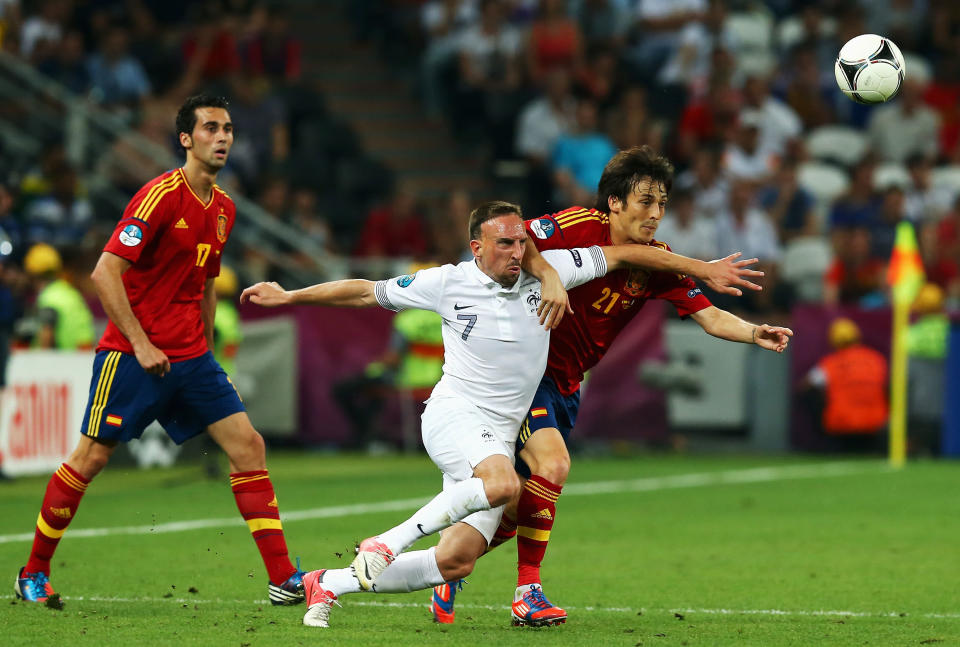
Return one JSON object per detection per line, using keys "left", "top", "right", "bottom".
{"left": 295, "top": 3, "right": 489, "bottom": 200}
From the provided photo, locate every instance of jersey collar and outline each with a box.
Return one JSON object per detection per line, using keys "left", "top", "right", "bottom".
{"left": 466, "top": 259, "right": 524, "bottom": 294}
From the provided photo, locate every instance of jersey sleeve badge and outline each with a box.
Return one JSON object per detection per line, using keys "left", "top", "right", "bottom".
{"left": 397, "top": 274, "right": 416, "bottom": 287}
{"left": 119, "top": 224, "right": 143, "bottom": 247}
{"left": 530, "top": 218, "right": 556, "bottom": 239}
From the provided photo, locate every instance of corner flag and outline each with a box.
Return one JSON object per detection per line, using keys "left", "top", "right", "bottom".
{"left": 886, "top": 221, "right": 925, "bottom": 467}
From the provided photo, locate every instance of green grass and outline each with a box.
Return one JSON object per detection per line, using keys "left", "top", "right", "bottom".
{"left": 2, "top": 452, "right": 958, "bottom": 646}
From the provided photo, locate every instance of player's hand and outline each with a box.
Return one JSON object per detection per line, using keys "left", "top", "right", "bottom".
{"left": 703, "top": 252, "right": 764, "bottom": 296}
{"left": 537, "top": 271, "right": 573, "bottom": 329}
{"left": 133, "top": 340, "right": 171, "bottom": 376}
{"left": 240, "top": 281, "right": 289, "bottom": 307}
{"left": 753, "top": 324, "right": 793, "bottom": 353}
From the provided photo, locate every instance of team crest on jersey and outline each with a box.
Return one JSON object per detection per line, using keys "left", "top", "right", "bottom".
{"left": 119, "top": 224, "right": 143, "bottom": 247}
{"left": 216, "top": 212, "right": 228, "bottom": 243}
{"left": 623, "top": 268, "right": 649, "bottom": 296}
{"left": 397, "top": 274, "right": 416, "bottom": 287}
{"left": 530, "top": 218, "right": 555, "bottom": 239}
{"left": 687, "top": 288, "right": 702, "bottom": 299}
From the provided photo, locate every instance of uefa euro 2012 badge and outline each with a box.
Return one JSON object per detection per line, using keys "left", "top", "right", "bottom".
{"left": 119, "top": 224, "right": 143, "bottom": 246}
{"left": 397, "top": 274, "right": 416, "bottom": 287}
{"left": 530, "top": 218, "right": 555, "bottom": 239}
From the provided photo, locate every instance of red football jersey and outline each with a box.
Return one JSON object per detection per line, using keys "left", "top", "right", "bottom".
{"left": 99, "top": 168, "right": 236, "bottom": 360}
{"left": 527, "top": 206, "right": 712, "bottom": 396}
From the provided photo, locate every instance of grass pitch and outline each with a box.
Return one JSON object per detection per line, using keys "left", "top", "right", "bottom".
{"left": 1, "top": 452, "right": 958, "bottom": 646}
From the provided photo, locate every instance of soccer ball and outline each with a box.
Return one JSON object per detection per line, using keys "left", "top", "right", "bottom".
{"left": 834, "top": 34, "right": 906, "bottom": 104}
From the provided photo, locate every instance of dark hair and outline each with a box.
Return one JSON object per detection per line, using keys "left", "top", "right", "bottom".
{"left": 468, "top": 200, "right": 523, "bottom": 240}
{"left": 175, "top": 94, "right": 230, "bottom": 144}
{"left": 595, "top": 145, "right": 674, "bottom": 213}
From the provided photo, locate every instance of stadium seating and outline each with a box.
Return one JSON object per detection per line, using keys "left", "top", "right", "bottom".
{"left": 806, "top": 126, "right": 868, "bottom": 168}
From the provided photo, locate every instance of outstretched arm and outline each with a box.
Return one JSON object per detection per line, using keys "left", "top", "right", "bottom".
{"left": 240, "top": 279, "right": 379, "bottom": 308}
{"left": 689, "top": 305, "right": 793, "bottom": 353}
{"left": 521, "top": 242, "right": 572, "bottom": 329}
{"left": 601, "top": 246, "right": 764, "bottom": 296}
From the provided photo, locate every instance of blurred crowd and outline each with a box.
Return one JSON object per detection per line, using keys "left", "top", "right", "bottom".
{"left": 0, "top": 0, "right": 957, "bottom": 357}
{"left": 351, "top": 0, "right": 960, "bottom": 318}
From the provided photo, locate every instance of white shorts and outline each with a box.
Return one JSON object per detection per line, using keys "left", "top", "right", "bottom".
{"left": 421, "top": 392, "right": 515, "bottom": 543}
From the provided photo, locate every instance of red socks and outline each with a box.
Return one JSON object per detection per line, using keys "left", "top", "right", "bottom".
{"left": 25, "top": 464, "right": 89, "bottom": 575}
{"left": 515, "top": 475, "right": 562, "bottom": 586}
{"left": 486, "top": 513, "right": 518, "bottom": 553}
{"left": 230, "top": 470, "right": 296, "bottom": 585}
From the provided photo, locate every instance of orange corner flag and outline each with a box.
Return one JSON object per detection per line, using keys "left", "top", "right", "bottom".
{"left": 886, "top": 221, "right": 925, "bottom": 305}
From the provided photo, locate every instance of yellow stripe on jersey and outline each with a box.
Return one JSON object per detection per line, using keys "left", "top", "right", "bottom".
{"left": 246, "top": 518, "right": 283, "bottom": 533}
{"left": 180, "top": 169, "right": 214, "bottom": 209}
{"left": 553, "top": 208, "right": 590, "bottom": 222}
{"left": 133, "top": 174, "right": 180, "bottom": 221}
{"left": 518, "top": 419, "right": 532, "bottom": 444}
{"left": 87, "top": 351, "right": 120, "bottom": 438}
{"left": 559, "top": 215, "right": 605, "bottom": 229}
{"left": 55, "top": 466, "right": 87, "bottom": 493}
{"left": 139, "top": 177, "right": 183, "bottom": 222}
{"left": 36, "top": 512, "right": 66, "bottom": 539}
{"left": 524, "top": 480, "right": 560, "bottom": 503}
{"left": 213, "top": 185, "right": 230, "bottom": 199}
{"left": 517, "top": 526, "right": 551, "bottom": 542}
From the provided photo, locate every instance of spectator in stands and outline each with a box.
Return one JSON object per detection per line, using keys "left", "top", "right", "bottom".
{"left": 828, "top": 159, "right": 880, "bottom": 230}
{"left": 657, "top": 0, "right": 735, "bottom": 92}
{"left": 723, "top": 109, "right": 779, "bottom": 183}
{"left": 213, "top": 265, "right": 242, "bottom": 377}
{"left": 19, "top": 142, "right": 67, "bottom": 204}
{"left": 454, "top": 0, "right": 524, "bottom": 154}
{"left": 96, "top": 98, "right": 176, "bottom": 195}
{"left": 23, "top": 243, "right": 94, "bottom": 350}
{"left": 19, "top": 0, "right": 67, "bottom": 63}
{"left": 551, "top": 97, "right": 617, "bottom": 206}
{"left": 354, "top": 182, "right": 430, "bottom": 260}
{"left": 575, "top": 45, "right": 620, "bottom": 112}
{"left": 285, "top": 187, "right": 339, "bottom": 275}
{"left": 924, "top": 57, "right": 960, "bottom": 161}
{"left": 653, "top": 186, "right": 717, "bottom": 261}
{"left": 868, "top": 74, "right": 940, "bottom": 163}
{"left": 802, "top": 317, "right": 888, "bottom": 452}
{"left": 626, "top": 0, "right": 706, "bottom": 78}
{"left": 515, "top": 65, "right": 575, "bottom": 165}
{"left": 675, "top": 145, "right": 729, "bottom": 221}
{"left": 86, "top": 24, "right": 151, "bottom": 109}
{"left": 823, "top": 227, "right": 885, "bottom": 307}
{"left": 606, "top": 85, "right": 665, "bottom": 152}
{"left": 525, "top": 0, "right": 583, "bottom": 86}
{"left": 243, "top": 6, "right": 301, "bottom": 84}
{"left": 225, "top": 72, "right": 289, "bottom": 188}
{"left": 713, "top": 178, "right": 781, "bottom": 312}
{"left": 419, "top": 0, "right": 479, "bottom": 118}
{"left": 37, "top": 29, "right": 89, "bottom": 94}
{"left": 23, "top": 163, "right": 93, "bottom": 247}
{"left": 907, "top": 282, "right": 949, "bottom": 454}
{"left": 577, "top": 0, "right": 629, "bottom": 51}
{"left": 429, "top": 189, "right": 473, "bottom": 265}
{"left": 903, "top": 153, "right": 954, "bottom": 224}
{"left": 0, "top": 182, "right": 24, "bottom": 264}
{"left": 515, "top": 65, "right": 575, "bottom": 211}
{"left": 871, "top": 186, "right": 909, "bottom": 259}
{"left": 757, "top": 157, "right": 817, "bottom": 242}
{"left": 181, "top": 1, "right": 241, "bottom": 85}
{"left": 927, "top": 195, "right": 960, "bottom": 300}
{"left": 741, "top": 73, "right": 802, "bottom": 155}
{"left": 781, "top": 45, "right": 836, "bottom": 130}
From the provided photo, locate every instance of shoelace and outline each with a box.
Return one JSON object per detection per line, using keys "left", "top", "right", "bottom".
{"left": 525, "top": 588, "right": 553, "bottom": 610}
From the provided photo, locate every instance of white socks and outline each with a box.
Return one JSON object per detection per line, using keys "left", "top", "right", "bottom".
{"left": 319, "top": 547, "right": 444, "bottom": 597}
{"left": 378, "top": 477, "right": 490, "bottom": 555}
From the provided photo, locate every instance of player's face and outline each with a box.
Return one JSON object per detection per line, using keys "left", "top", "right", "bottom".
{"left": 472, "top": 214, "right": 527, "bottom": 287}
{"left": 182, "top": 107, "right": 234, "bottom": 170}
{"left": 608, "top": 178, "right": 667, "bottom": 245}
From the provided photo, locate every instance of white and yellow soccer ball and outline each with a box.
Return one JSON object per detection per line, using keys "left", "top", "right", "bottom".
{"left": 834, "top": 34, "right": 906, "bottom": 104}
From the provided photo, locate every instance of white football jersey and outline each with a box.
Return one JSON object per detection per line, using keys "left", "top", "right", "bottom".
{"left": 375, "top": 247, "right": 606, "bottom": 431}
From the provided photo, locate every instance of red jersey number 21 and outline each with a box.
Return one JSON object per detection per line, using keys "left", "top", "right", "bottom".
{"left": 195, "top": 243, "right": 211, "bottom": 267}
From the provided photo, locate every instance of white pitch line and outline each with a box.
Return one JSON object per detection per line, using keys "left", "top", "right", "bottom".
{"left": 57, "top": 595, "right": 960, "bottom": 620}
{"left": 0, "top": 461, "right": 886, "bottom": 544}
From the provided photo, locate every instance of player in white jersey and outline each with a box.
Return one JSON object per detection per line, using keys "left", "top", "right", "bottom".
{"left": 240, "top": 200, "right": 765, "bottom": 629}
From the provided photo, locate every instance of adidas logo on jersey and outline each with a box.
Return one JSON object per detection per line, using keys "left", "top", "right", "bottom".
{"left": 175, "top": 218, "right": 189, "bottom": 229}
{"left": 268, "top": 496, "right": 279, "bottom": 508}
{"left": 49, "top": 506, "right": 72, "bottom": 519}
{"left": 532, "top": 508, "right": 553, "bottom": 521}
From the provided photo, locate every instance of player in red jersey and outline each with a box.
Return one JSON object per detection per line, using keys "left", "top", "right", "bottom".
{"left": 431, "top": 146, "right": 792, "bottom": 626}
{"left": 14, "top": 95, "right": 305, "bottom": 607}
